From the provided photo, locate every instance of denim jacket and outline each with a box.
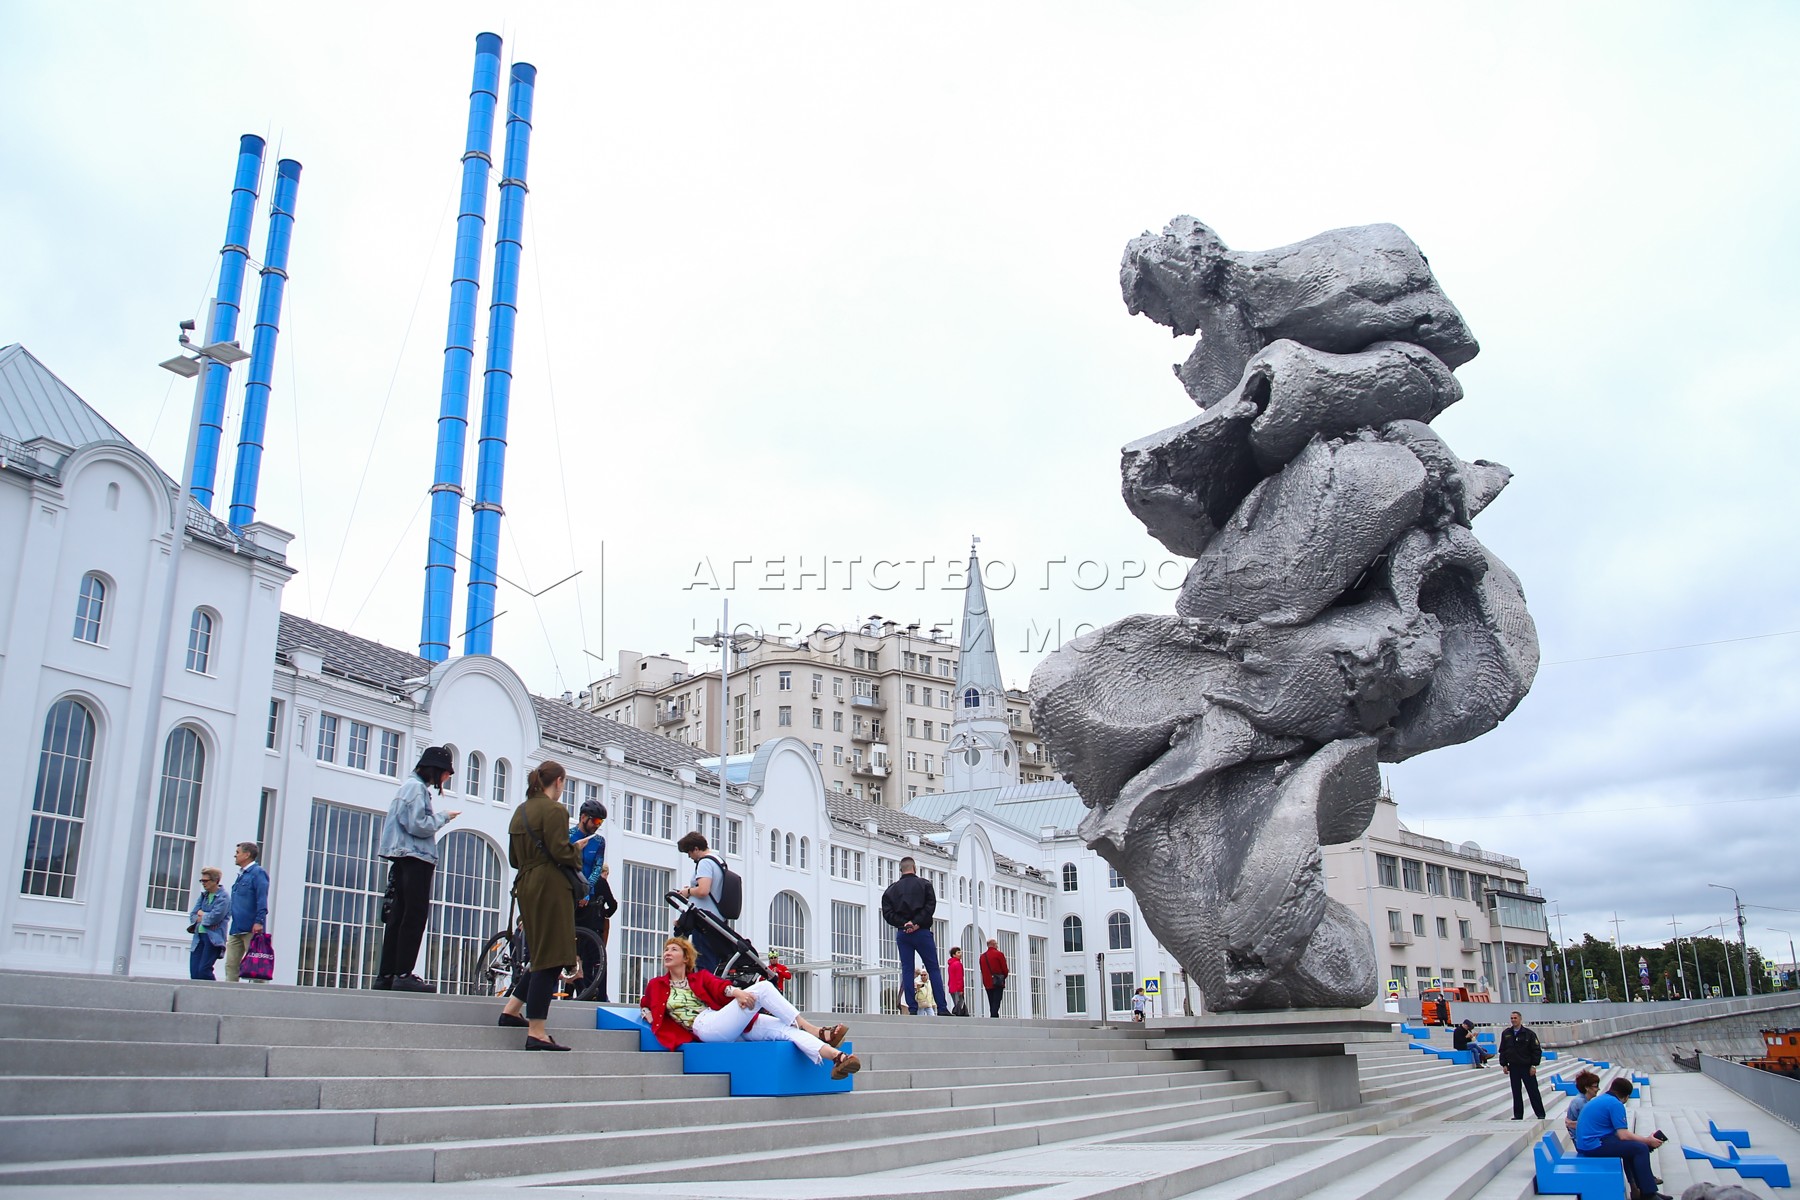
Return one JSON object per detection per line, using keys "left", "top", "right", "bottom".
{"left": 229, "top": 862, "right": 269, "bottom": 934}
{"left": 379, "top": 776, "right": 448, "bottom": 864}
{"left": 189, "top": 888, "right": 229, "bottom": 949}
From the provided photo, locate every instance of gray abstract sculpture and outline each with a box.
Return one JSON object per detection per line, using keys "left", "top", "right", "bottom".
{"left": 1032, "top": 218, "right": 1537, "bottom": 1012}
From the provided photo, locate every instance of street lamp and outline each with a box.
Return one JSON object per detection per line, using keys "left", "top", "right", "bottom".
{"left": 1708, "top": 883, "right": 1754, "bottom": 995}
{"left": 692, "top": 599, "right": 764, "bottom": 839}
{"left": 1548, "top": 902, "right": 1574, "bottom": 1004}
{"left": 112, "top": 320, "right": 249, "bottom": 975}
{"left": 1770, "top": 928, "right": 1796, "bottom": 991}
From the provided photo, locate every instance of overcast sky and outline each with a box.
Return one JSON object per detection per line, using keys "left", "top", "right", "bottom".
{"left": 4, "top": 2, "right": 1796, "bottom": 967}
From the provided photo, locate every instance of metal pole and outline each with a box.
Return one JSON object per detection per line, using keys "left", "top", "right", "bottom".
{"left": 1611, "top": 912, "right": 1629, "bottom": 1002}
{"left": 1769, "top": 929, "right": 1795, "bottom": 990}
{"left": 1096, "top": 951, "right": 1107, "bottom": 1027}
{"left": 718, "top": 597, "right": 729, "bottom": 835}
{"left": 1670, "top": 917, "right": 1688, "bottom": 1000}
{"left": 1709, "top": 883, "right": 1753, "bottom": 995}
{"left": 114, "top": 328, "right": 213, "bottom": 974}
{"left": 1551, "top": 905, "right": 1573, "bottom": 1004}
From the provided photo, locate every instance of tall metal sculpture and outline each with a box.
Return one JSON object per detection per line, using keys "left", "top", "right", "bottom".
{"left": 1032, "top": 218, "right": 1538, "bottom": 1012}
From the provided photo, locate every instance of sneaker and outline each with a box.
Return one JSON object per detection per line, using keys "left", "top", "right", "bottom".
{"left": 830, "top": 1053, "right": 862, "bottom": 1080}
{"left": 371, "top": 976, "right": 394, "bottom": 990}
{"left": 391, "top": 974, "right": 435, "bottom": 993}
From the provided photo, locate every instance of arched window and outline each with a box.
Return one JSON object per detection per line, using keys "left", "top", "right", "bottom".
{"left": 21, "top": 699, "right": 97, "bottom": 898}
{"left": 798, "top": 837, "right": 809, "bottom": 870}
{"left": 466, "top": 752, "right": 483, "bottom": 799}
{"left": 1107, "top": 911, "right": 1133, "bottom": 950}
{"left": 492, "top": 759, "right": 510, "bottom": 805}
{"left": 769, "top": 891, "right": 809, "bottom": 1009}
{"left": 423, "top": 830, "right": 505, "bottom": 995}
{"left": 770, "top": 829, "right": 781, "bottom": 863}
{"left": 784, "top": 832, "right": 795, "bottom": 867}
{"left": 1063, "top": 914, "right": 1084, "bottom": 953}
{"left": 1061, "top": 862, "right": 1079, "bottom": 892}
{"left": 963, "top": 687, "right": 980, "bottom": 708}
{"left": 147, "top": 727, "right": 205, "bottom": 911}
{"left": 958, "top": 877, "right": 967, "bottom": 903}
{"left": 185, "top": 608, "right": 215, "bottom": 674}
{"left": 73, "top": 573, "right": 107, "bottom": 643}
{"left": 977, "top": 881, "right": 985, "bottom": 907}
{"left": 439, "top": 744, "right": 459, "bottom": 793}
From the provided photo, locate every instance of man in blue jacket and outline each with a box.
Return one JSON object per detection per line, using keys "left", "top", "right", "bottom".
{"left": 375, "top": 746, "right": 460, "bottom": 992}
{"left": 224, "top": 842, "right": 270, "bottom": 983}
{"left": 570, "top": 798, "right": 611, "bottom": 998}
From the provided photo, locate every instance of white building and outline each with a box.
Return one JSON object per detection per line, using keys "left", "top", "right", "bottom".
{"left": 1, "top": 343, "right": 1545, "bottom": 1019}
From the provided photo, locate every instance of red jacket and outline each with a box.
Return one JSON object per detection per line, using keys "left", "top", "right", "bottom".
{"left": 979, "top": 947, "right": 1008, "bottom": 989}
{"left": 640, "top": 969, "right": 737, "bottom": 1051}
{"left": 948, "top": 955, "right": 965, "bottom": 993}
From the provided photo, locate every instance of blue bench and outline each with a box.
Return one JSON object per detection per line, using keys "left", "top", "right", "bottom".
{"left": 596, "top": 1005, "right": 855, "bottom": 1095}
{"left": 1683, "top": 1143, "right": 1790, "bottom": 1188}
{"left": 1708, "top": 1118, "right": 1750, "bottom": 1148}
{"left": 1544, "top": 1050, "right": 1560, "bottom": 1061}
{"left": 1399, "top": 1022, "right": 1432, "bottom": 1037}
{"left": 1410, "top": 1041, "right": 1473, "bottom": 1064}
{"left": 1535, "top": 1134, "right": 1627, "bottom": 1199}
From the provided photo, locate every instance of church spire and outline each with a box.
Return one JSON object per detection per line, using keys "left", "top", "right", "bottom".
{"left": 947, "top": 536, "right": 1018, "bottom": 791}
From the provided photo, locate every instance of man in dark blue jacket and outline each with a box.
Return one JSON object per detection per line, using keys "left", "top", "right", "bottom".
{"left": 1497, "top": 1010, "right": 1545, "bottom": 1118}
{"left": 570, "top": 799, "right": 610, "bottom": 997}
{"left": 882, "top": 857, "right": 948, "bottom": 1016}
{"left": 224, "top": 842, "right": 270, "bottom": 983}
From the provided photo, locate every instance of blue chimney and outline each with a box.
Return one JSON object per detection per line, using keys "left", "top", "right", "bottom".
{"left": 419, "top": 32, "right": 503, "bottom": 662}
{"left": 227, "top": 158, "right": 301, "bottom": 530}
{"left": 190, "top": 134, "right": 265, "bottom": 511}
{"left": 462, "top": 60, "right": 537, "bottom": 657}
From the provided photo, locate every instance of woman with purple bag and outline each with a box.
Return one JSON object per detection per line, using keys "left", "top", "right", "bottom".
{"left": 224, "top": 842, "right": 270, "bottom": 983}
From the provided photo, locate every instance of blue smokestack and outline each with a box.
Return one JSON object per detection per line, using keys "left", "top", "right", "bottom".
{"left": 227, "top": 158, "right": 302, "bottom": 530}
{"left": 420, "top": 32, "right": 503, "bottom": 663}
{"left": 462, "top": 60, "right": 537, "bottom": 657}
{"left": 190, "top": 134, "right": 265, "bottom": 511}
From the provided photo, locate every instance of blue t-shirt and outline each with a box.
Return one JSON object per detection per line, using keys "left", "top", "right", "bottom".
{"left": 1574, "top": 1092, "right": 1627, "bottom": 1152}
{"left": 690, "top": 855, "right": 724, "bottom": 921}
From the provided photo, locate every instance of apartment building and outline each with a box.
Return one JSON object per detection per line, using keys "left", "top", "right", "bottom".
{"left": 1322, "top": 795, "right": 1553, "bottom": 1004}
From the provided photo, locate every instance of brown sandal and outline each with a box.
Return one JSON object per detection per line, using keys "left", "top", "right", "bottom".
{"left": 830, "top": 1052, "right": 861, "bottom": 1080}
{"left": 824, "top": 1023, "right": 849, "bottom": 1048}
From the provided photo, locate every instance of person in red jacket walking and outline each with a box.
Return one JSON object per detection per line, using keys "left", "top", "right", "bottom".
{"left": 979, "top": 938, "right": 1009, "bottom": 1018}
{"left": 947, "top": 946, "right": 968, "bottom": 1015}
{"left": 640, "top": 937, "right": 861, "bottom": 1079}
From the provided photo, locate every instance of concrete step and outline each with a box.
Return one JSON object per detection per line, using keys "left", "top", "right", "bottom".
{"left": 0, "top": 1038, "right": 272, "bottom": 1077}
{"left": 857, "top": 1058, "right": 1211, "bottom": 1091}
{"left": 1171, "top": 1136, "right": 1419, "bottom": 1200}
{"left": 1292, "top": 1133, "right": 1487, "bottom": 1200}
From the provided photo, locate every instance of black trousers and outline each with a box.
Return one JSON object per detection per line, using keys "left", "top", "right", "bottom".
{"left": 574, "top": 903, "right": 608, "bottom": 1001}
{"left": 986, "top": 982, "right": 1006, "bottom": 1018}
{"left": 377, "top": 857, "right": 435, "bottom": 980}
{"left": 1508, "top": 1066, "right": 1545, "bottom": 1118}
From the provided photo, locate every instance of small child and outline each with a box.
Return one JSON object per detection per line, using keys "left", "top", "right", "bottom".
{"left": 914, "top": 968, "right": 937, "bottom": 1016}
{"left": 1131, "top": 987, "right": 1149, "bottom": 1023}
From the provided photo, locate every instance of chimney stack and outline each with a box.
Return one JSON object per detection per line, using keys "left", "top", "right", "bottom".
{"left": 419, "top": 32, "right": 504, "bottom": 662}
{"left": 227, "top": 158, "right": 302, "bottom": 529}
{"left": 190, "top": 134, "right": 265, "bottom": 511}
{"left": 462, "top": 60, "right": 537, "bottom": 657}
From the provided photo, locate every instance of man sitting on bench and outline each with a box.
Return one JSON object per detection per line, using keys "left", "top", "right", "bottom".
{"left": 1574, "top": 1076, "right": 1671, "bottom": 1200}
{"left": 640, "top": 937, "right": 862, "bottom": 1080}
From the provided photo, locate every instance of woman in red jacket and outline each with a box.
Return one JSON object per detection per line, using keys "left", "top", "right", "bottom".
{"left": 640, "top": 937, "right": 862, "bottom": 1080}
{"left": 946, "top": 946, "right": 967, "bottom": 1015}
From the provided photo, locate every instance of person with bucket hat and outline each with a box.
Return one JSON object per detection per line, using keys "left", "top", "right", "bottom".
{"left": 374, "top": 745, "right": 461, "bottom": 992}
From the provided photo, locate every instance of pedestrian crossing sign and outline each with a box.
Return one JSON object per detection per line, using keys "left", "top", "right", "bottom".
{"left": 1143, "top": 978, "right": 1160, "bottom": 995}
{"left": 1526, "top": 980, "right": 1545, "bottom": 998}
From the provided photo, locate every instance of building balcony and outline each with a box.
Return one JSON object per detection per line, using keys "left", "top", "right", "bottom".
{"left": 655, "top": 705, "right": 688, "bottom": 726}
{"left": 852, "top": 761, "right": 889, "bottom": 779}
{"left": 851, "top": 724, "right": 883, "bottom": 743}
{"left": 850, "top": 693, "right": 885, "bottom": 711}
{"left": 1388, "top": 930, "right": 1415, "bottom": 947}
{"left": 1461, "top": 937, "right": 1481, "bottom": 953}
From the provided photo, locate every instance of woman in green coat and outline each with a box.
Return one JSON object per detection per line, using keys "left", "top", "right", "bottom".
{"left": 498, "top": 760, "right": 582, "bottom": 1050}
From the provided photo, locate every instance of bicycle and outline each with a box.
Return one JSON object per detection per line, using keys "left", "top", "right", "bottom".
{"left": 476, "top": 899, "right": 605, "bottom": 1002}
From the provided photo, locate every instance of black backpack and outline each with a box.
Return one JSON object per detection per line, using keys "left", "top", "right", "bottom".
{"left": 705, "top": 854, "right": 744, "bottom": 920}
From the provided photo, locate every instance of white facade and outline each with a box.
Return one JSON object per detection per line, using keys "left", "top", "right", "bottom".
{"left": 1, "top": 345, "right": 294, "bottom": 977}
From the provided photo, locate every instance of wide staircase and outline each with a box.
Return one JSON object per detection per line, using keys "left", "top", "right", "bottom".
{"left": 0, "top": 970, "right": 1721, "bottom": 1198}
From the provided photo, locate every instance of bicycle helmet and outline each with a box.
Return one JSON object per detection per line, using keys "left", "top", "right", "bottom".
{"left": 579, "top": 798, "right": 607, "bottom": 821}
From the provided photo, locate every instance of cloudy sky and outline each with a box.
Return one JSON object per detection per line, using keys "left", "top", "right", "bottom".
{"left": 4, "top": 2, "right": 1796, "bottom": 965}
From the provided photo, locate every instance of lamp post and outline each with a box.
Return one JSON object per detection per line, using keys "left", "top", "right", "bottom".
{"left": 1769, "top": 929, "right": 1796, "bottom": 991}
{"left": 1707, "top": 882, "right": 1754, "bottom": 995}
{"left": 113, "top": 321, "right": 249, "bottom": 975}
{"left": 1548, "top": 903, "right": 1573, "bottom": 1004}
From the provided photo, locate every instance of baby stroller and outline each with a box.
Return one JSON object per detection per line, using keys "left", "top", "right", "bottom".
{"left": 664, "top": 892, "right": 780, "bottom": 989}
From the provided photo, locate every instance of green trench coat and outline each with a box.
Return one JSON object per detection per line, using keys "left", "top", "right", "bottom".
{"left": 508, "top": 793, "right": 581, "bottom": 972}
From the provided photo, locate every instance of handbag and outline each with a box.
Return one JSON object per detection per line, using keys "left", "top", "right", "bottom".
{"left": 526, "top": 813, "right": 587, "bottom": 899}
{"left": 240, "top": 931, "right": 276, "bottom": 980}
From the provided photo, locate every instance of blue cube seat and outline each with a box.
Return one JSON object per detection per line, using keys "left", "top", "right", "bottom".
{"left": 1708, "top": 1119, "right": 1750, "bottom": 1148}
{"left": 1535, "top": 1135, "right": 1627, "bottom": 1199}
{"left": 1682, "top": 1144, "right": 1790, "bottom": 1188}
{"left": 598, "top": 1005, "right": 855, "bottom": 1096}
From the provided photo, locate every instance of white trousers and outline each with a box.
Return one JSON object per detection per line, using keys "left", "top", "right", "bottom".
{"left": 690, "top": 979, "right": 828, "bottom": 1063}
